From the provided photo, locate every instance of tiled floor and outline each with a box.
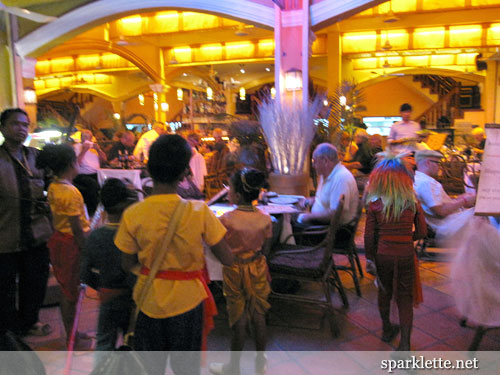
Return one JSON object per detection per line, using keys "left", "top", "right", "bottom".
{"left": 22, "top": 214, "right": 500, "bottom": 373}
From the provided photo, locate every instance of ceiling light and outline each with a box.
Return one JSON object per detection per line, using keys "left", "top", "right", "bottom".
{"left": 270, "top": 86, "right": 276, "bottom": 99}
{"left": 239, "top": 87, "right": 246, "bottom": 100}
{"left": 240, "top": 68, "right": 246, "bottom": 74}
{"left": 235, "top": 24, "right": 249, "bottom": 37}
{"left": 113, "top": 113, "right": 121, "bottom": 120}
{"left": 266, "top": 67, "right": 271, "bottom": 72}
{"left": 138, "top": 94, "right": 144, "bottom": 106}
{"left": 382, "top": 39, "right": 392, "bottom": 50}
{"left": 383, "top": 10, "right": 399, "bottom": 23}
{"left": 177, "top": 88, "right": 183, "bottom": 101}
{"left": 182, "top": 72, "right": 188, "bottom": 76}
{"left": 382, "top": 59, "right": 391, "bottom": 68}
{"left": 207, "top": 87, "right": 213, "bottom": 100}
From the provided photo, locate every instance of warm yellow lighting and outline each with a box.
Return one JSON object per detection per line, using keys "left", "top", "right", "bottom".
{"left": 24, "top": 89, "right": 37, "bottom": 104}
{"left": 342, "top": 32, "right": 377, "bottom": 53}
{"left": 207, "top": 87, "right": 213, "bottom": 100}
{"left": 161, "top": 102, "right": 169, "bottom": 112}
{"left": 225, "top": 42, "right": 255, "bottom": 59}
{"left": 405, "top": 55, "right": 429, "bottom": 67}
{"left": 353, "top": 58, "right": 378, "bottom": 69}
{"left": 113, "top": 113, "right": 121, "bottom": 120}
{"left": 177, "top": 88, "right": 183, "bottom": 101}
{"left": 285, "top": 69, "right": 302, "bottom": 91}
{"left": 173, "top": 46, "right": 192, "bottom": 63}
{"left": 239, "top": 87, "right": 246, "bottom": 100}
{"left": 430, "top": 54, "right": 455, "bottom": 66}
{"left": 414, "top": 27, "right": 445, "bottom": 49}
{"left": 457, "top": 53, "right": 478, "bottom": 65}
{"left": 343, "top": 33, "right": 377, "bottom": 41}
{"left": 154, "top": 103, "right": 159, "bottom": 111}
{"left": 153, "top": 93, "right": 158, "bottom": 102}
{"left": 270, "top": 87, "right": 276, "bottom": 99}
{"left": 182, "top": 12, "right": 218, "bottom": 31}
{"left": 138, "top": 94, "right": 145, "bottom": 106}
{"left": 155, "top": 11, "right": 178, "bottom": 19}
{"left": 76, "top": 55, "right": 100, "bottom": 70}
{"left": 450, "top": 26, "right": 482, "bottom": 47}
{"left": 119, "top": 15, "right": 142, "bottom": 36}
{"left": 50, "top": 57, "right": 74, "bottom": 72}
{"left": 339, "top": 96, "right": 347, "bottom": 106}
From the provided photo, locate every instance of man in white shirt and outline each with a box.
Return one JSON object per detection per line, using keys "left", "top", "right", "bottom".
{"left": 187, "top": 132, "right": 207, "bottom": 191}
{"left": 388, "top": 103, "right": 421, "bottom": 154}
{"left": 299, "top": 143, "right": 359, "bottom": 226}
{"left": 133, "top": 123, "right": 168, "bottom": 161}
{"left": 414, "top": 150, "right": 475, "bottom": 232}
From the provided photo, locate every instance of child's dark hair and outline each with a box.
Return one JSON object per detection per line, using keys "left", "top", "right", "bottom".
{"left": 231, "top": 168, "right": 266, "bottom": 203}
{"left": 148, "top": 134, "right": 192, "bottom": 184}
{"left": 36, "top": 144, "right": 76, "bottom": 176}
{"left": 0, "top": 108, "right": 28, "bottom": 127}
{"left": 100, "top": 178, "right": 138, "bottom": 215}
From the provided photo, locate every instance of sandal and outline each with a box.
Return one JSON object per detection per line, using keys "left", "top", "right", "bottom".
{"left": 27, "top": 322, "right": 53, "bottom": 337}
{"left": 209, "top": 362, "right": 240, "bottom": 375}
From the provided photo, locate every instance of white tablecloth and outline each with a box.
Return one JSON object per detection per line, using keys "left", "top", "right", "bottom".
{"left": 206, "top": 201, "right": 301, "bottom": 280}
{"left": 97, "top": 168, "right": 142, "bottom": 190}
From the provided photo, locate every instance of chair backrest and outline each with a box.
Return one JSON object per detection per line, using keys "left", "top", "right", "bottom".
{"left": 322, "top": 196, "right": 345, "bottom": 267}
{"left": 439, "top": 154, "right": 467, "bottom": 195}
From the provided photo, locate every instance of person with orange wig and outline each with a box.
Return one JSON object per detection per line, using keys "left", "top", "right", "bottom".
{"left": 364, "top": 154, "right": 427, "bottom": 351}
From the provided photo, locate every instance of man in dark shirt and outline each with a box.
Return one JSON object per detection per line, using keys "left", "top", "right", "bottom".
{"left": 107, "top": 131, "right": 136, "bottom": 163}
{"left": 0, "top": 108, "right": 52, "bottom": 337}
{"left": 344, "top": 128, "right": 375, "bottom": 174}
{"left": 81, "top": 178, "right": 137, "bottom": 362}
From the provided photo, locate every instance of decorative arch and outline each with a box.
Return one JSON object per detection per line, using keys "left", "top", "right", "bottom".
{"left": 40, "top": 39, "right": 161, "bottom": 83}
{"left": 16, "top": 0, "right": 274, "bottom": 58}
{"left": 358, "top": 67, "right": 485, "bottom": 89}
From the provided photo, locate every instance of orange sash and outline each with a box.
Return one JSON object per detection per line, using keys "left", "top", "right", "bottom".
{"left": 139, "top": 266, "right": 216, "bottom": 351}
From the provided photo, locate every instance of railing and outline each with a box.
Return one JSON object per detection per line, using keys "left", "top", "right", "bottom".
{"left": 413, "top": 74, "right": 457, "bottom": 98}
{"left": 415, "top": 83, "right": 463, "bottom": 126}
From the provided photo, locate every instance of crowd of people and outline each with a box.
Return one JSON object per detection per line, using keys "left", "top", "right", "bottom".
{"left": 0, "top": 104, "right": 497, "bottom": 374}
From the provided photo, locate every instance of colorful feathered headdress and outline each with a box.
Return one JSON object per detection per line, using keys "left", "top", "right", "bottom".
{"left": 365, "top": 152, "right": 417, "bottom": 221}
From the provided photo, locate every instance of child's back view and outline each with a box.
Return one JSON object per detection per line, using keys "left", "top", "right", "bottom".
{"left": 210, "top": 168, "right": 272, "bottom": 375}
{"left": 81, "top": 178, "right": 137, "bottom": 366}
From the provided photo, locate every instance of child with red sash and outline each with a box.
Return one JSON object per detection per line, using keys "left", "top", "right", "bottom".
{"left": 114, "top": 135, "right": 233, "bottom": 375}
{"left": 36, "top": 144, "right": 91, "bottom": 348}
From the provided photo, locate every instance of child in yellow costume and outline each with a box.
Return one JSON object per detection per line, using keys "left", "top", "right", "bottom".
{"left": 210, "top": 168, "right": 272, "bottom": 375}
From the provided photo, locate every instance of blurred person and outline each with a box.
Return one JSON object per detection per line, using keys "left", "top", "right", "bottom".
{"left": 210, "top": 169, "right": 272, "bottom": 375}
{"left": 212, "top": 128, "right": 228, "bottom": 153}
{"left": 387, "top": 103, "right": 421, "bottom": 153}
{"left": 0, "top": 108, "right": 52, "bottom": 337}
{"left": 73, "top": 129, "right": 106, "bottom": 217}
{"left": 414, "top": 150, "right": 476, "bottom": 239}
{"left": 36, "top": 144, "right": 92, "bottom": 348}
{"left": 133, "top": 122, "right": 168, "bottom": 162}
{"left": 471, "top": 127, "right": 486, "bottom": 157}
{"left": 364, "top": 154, "right": 427, "bottom": 351}
{"left": 81, "top": 178, "right": 137, "bottom": 366}
{"left": 339, "top": 131, "right": 358, "bottom": 162}
{"left": 107, "top": 130, "right": 136, "bottom": 163}
{"left": 187, "top": 132, "right": 207, "bottom": 191}
{"left": 344, "top": 128, "right": 376, "bottom": 175}
{"left": 115, "top": 134, "right": 234, "bottom": 375}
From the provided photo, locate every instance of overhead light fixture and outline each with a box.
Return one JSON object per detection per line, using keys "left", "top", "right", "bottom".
{"left": 138, "top": 94, "right": 145, "bottom": 106}
{"left": 270, "top": 86, "right": 276, "bottom": 99}
{"left": 240, "top": 68, "right": 246, "bottom": 74}
{"left": 113, "top": 113, "right": 121, "bottom": 120}
{"left": 239, "top": 87, "right": 246, "bottom": 100}
{"left": 177, "top": 88, "right": 183, "bottom": 101}
{"left": 266, "top": 67, "right": 271, "bottom": 72}
{"left": 161, "top": 102, "right": 169, "bottom": 112}
{"left": 339, "top": 96, "right": 347, "bottom": 106}
{"left": 23, "top": 88, "right": 37, "bottom": 104}
{"left": 382, "top": 59, "right": 391, "bottom": 68}
{"left": 383, "top": 9, "right": 399, "bottom": 23}
{"left": 235, "top": 24, "right": 249, "bottom": 37}
{"left": 182, "top": 72, "right": 188, "bottom": 77}
{"left": 285, "top": 68, "right": 302, "bottom": 91}
{"left": 382, "top": 39, "right": 392, "bottom": 50}
{"left": 154, "top": 103, "right": 159, "bottom": 111}
{"left": 207, "top": 87, "right": 213, "bottom": 100}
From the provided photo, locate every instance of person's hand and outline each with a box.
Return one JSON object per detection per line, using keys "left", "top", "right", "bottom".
{"left": 81, "top": 140, "right": 92, "bottom": 152}
{"left": 297, "top": 198, "right": 312, "bottom": 211}
{"left": 461, "top": 193, "right": 476, "bottom": 208}
{"left": 365, "top": 259, "right": 377, "bottom": 276}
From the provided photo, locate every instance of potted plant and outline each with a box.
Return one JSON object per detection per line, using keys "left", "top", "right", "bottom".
{"left": 258, "top": 96, "right": 323, "bottom": 195}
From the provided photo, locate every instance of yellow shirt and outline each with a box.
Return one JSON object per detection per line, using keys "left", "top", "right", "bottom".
{"left": 48, "top": 181, "right": 90, "bottom": 234}
{"left": 115, "top": 194, "right": 226, "bottom": 318}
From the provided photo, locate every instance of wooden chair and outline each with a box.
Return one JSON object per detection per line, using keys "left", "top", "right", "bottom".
{"left": 204, "top": 148, "right": 229, "bottom": 199}
{"left": 332, "top": 199, "right": 364, "bottom": 297}
{"left": 267, "top": 198, "right": 346, "bottom": 336}
{"left": 439, "top": 154, "right": 467, "bottom": 195}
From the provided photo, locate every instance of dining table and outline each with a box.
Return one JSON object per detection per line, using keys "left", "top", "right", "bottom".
{"left": 206, "top": 196, "right": 304, "bottom": 281}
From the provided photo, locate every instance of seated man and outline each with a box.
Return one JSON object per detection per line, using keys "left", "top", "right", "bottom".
{"left": 298, "top": 143, "right": 359, "bottom": 228}
{"left": 107, "top": 131, "right": 136, "bottom": 164}
{"left": 414, "top": 150, "right": 476, "bottom": 237}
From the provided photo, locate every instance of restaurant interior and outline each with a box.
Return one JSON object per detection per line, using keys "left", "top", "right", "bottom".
{"left": 0, "top": 0, "right": 499, "bottom": 372}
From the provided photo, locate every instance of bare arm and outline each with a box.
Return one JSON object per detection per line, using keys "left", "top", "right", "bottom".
{"left": 299, "top": 209, "right": 333, "bottom": 225}
{"left": 210, "top": 239, "right": 234, "bottom": 266}
{"left": 430, "top": 193, "right": 475, "bottom": 218}
{"left": 68, "top": 215, "right": 86, "bottom": 249}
